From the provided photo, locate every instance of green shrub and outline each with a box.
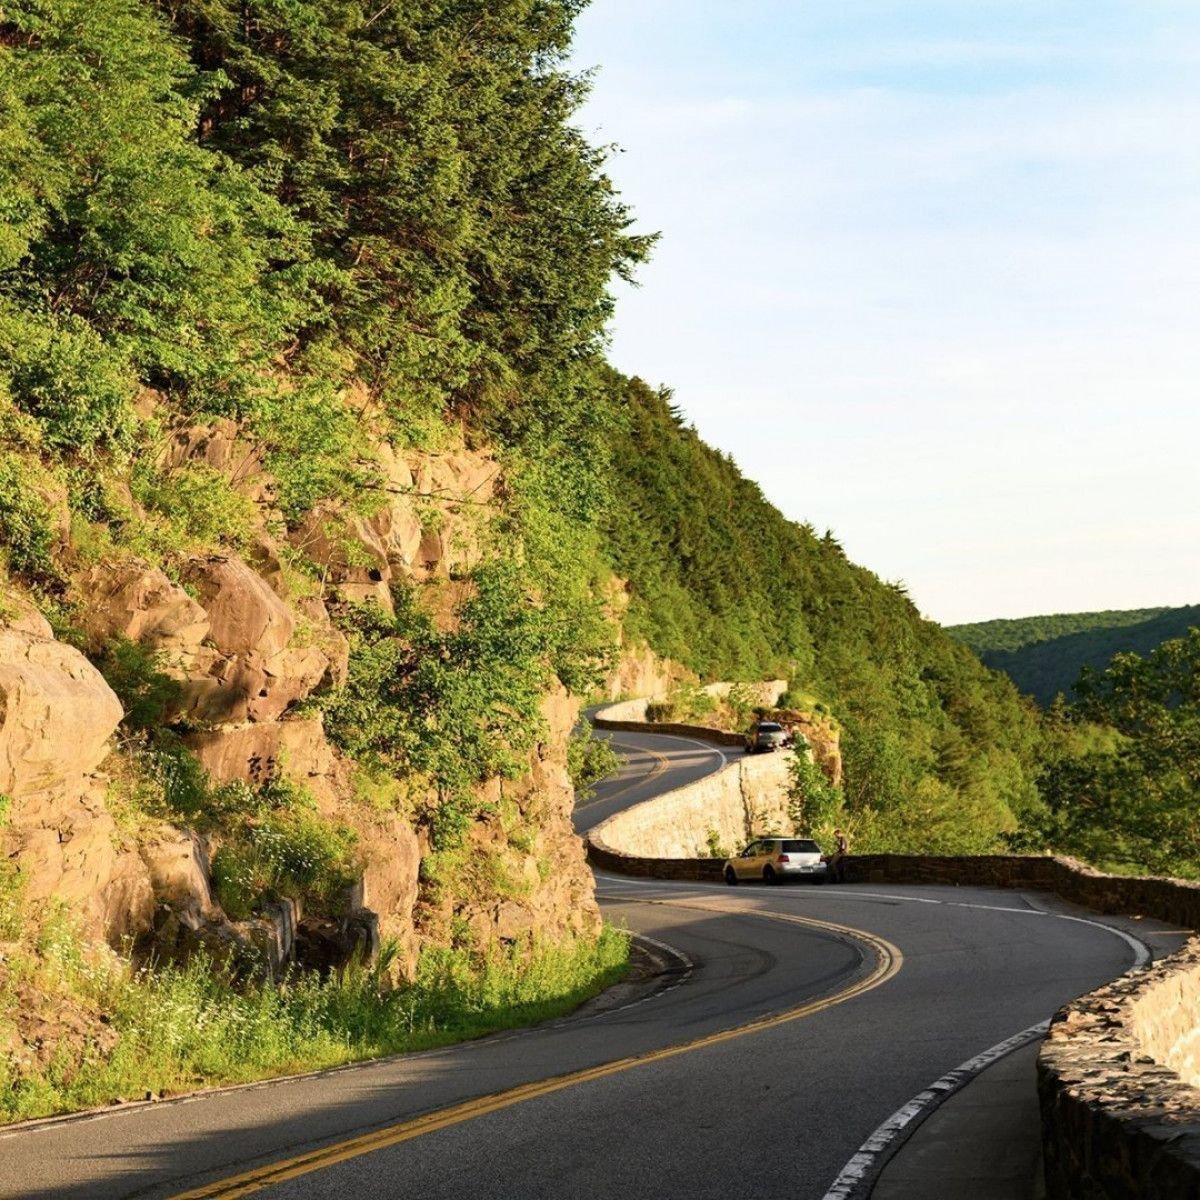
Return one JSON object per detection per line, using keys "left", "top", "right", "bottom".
{"left": 645, "top": 684, "right": 716, "bottom": 726}
{"left": 249, "top": 382, "right": 378, "bottom": 524}
{"left": 94, "top": 639, "right": 183, "bottom": 731}
{"left": 788, "top": 753, "right": 845, "bottom": 839}
{"left": 326, "top": 561, "right": 611, "bottom": 849}
{"left": 0, "top": 922, "right": 630, "bottom": 1122}
{"left": 211, "top": 787, "right": 358, "bottom": 919}
{"left": 566, "top": 722, "right": 621, "bottom": 801}
{"left": 0, "top": 310, "right": 135, "bottom": 455}
{"left": 0, "top": 452, "right": 60, "bottom": 584}
{"left": 130, "top": 462, "right": 258, "bottom": 552}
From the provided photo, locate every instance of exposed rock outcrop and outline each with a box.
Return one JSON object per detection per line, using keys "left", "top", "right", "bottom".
{"left": 0, "top": 625, "right": 153, "bottom": 941}
{"left": 184, "top": 717, "right": 347, "bottom": 804}
{"left": 289, "top": 448, "right": 500, "bottom": 611}
{"left": 3, "top": 431, "right": 603, "bottom": 980}
{"left": 75, "top": 561, "right": 209, "bottom": 655}
{"left": 173, "top": 555, "right": 330, "bottom": 724}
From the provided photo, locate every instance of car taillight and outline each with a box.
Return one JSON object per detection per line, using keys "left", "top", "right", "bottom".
{"left": 777, "top": 854, "right": 790, "bottom": 863}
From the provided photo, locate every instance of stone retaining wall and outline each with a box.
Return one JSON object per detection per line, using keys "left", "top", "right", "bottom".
{"left": 587, "top": 748, "right": 793, "bottom": 860}
{"left": 592, "top": 697, "right": 747, "bottom": 746}
{"left": 1039, "top": 940, "right": 1200, "bottom": 1199}
{"left": 592, "top": 683, "right": 788, "bottom": 748}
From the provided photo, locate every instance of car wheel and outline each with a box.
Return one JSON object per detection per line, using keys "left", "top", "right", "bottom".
{"left": 724, "top": 866, "right": 738, "bottom": 886}
{"left": 763, "top": 866, "right": 778, "bottom": 885}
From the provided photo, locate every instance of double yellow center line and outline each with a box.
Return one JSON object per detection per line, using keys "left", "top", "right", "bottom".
{"left": 172, "top": 907, "right": 901, "bottom": 1199}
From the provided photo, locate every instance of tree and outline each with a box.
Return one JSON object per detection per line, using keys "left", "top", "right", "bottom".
{"left": 1038, "top": 629, "right": 1200, "bottom": 877}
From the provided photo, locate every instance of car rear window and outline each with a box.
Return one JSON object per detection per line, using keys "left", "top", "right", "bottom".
{"left": 757, "top": 723, "right": 783, "bottom": 732}
{"left": 784, "top": 839, "right": 820, "bottom": 853}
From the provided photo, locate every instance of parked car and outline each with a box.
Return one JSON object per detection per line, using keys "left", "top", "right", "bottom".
{"left": 724, "top": 837, "right": 828, "bottom": 885}
{"left": 745, "top": 720, "right": 788, "bottom": 754}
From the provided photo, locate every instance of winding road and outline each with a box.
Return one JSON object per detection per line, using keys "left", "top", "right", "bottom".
{"left": 2, "top": 726, "right": 1186, "bottom": 1199}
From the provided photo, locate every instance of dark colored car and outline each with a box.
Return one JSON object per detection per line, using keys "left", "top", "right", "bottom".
{"left": 745, "top": 721, "right": 788, "bottom": 753}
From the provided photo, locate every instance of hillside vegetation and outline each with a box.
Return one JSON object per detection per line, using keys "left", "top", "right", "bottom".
{"left": 1035, "top": 628, "right": 1200, "bottom": 879}
{"left": 0, "top": 0, "right": 643, "bottom": 1116}
{"left": 602, "top": 378, "right": 1047, "bottom": 854}
{"left": 949, "top": 606, "right": 1200, "bottom": 705}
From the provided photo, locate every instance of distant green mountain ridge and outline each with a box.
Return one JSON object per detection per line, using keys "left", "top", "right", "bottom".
{"left": 948, "top": 606, "right": 1200, "bottom": 706}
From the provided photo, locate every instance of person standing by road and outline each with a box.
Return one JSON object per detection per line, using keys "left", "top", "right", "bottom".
{"left": 830, "top": 828, "right": 850, "bottom": 883}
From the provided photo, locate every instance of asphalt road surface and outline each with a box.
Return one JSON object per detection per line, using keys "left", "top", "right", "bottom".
{"left": 572, "top": 722, "right": 730, "bottom": 835}
{"left": 1, "top": 730, "right": 1178, "bottom": 1200}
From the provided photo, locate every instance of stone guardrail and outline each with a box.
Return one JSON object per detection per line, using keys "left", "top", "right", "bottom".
{"left": 1039, "top": 940, "right": 1200, "bottom": 1199}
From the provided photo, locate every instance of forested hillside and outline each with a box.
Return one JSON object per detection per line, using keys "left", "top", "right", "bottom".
{"left": 601, "top": 378, "right": 1046, "bottom": 853}
{"left": 950, "top": 609, "right": 1172, "bottom": 656}
{"left": 949, "top": 606, "right": 1200, "bottom": 705}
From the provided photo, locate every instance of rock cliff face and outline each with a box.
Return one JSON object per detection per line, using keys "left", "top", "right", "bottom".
{"left": 0, "top": 608, "right": 153, "bottom": 939}
{"left": 0, "top": 424, "right": 599, "bottom": 976}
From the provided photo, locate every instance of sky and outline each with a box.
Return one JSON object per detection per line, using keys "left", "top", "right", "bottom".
{"left": 570, "top": 1, "right": 1200, "bottom": 625}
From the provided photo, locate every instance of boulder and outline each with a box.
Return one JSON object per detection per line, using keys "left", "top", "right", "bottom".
{"left": 175, "top": 645, "right": 330, "bottom": 726}
{"left": 181, "top": 555, "right": 294, "bottom": 659}
{"left": 0, "top": 629, "right": 122, "bottom": 798}
{"left": 358, "top": 811, "right": 422, "bottom": 964}
{"left": 169, "top": 556, "right": 330, "bottom": 724}
{"left": 361, "top": 447, "right": 500, "bottom": 583}
{"left": 140, "top": 830, "right": 219, "bottom": 926}
{"left": 74, "top": 560, "right": 209, "bottom": 655}
{"left": 493, "top": 900, "right": 535, "bottom": 943}
{"left": 0, "top": 624, "right": 157, "bottom": 943}
{"left": 0, "top": 591, "right": 52, "bottom": 640}
{"left": 183, "top": 717, "right": 348, "bottom": 804}
{"left": 10, "top": 786, "right": 154, "bottom": 944}
{"left": 603, "top": 642, "right": 688, "bottom": 702}
{"left": 296, "top": 596, "right": 351, "bottom": 688}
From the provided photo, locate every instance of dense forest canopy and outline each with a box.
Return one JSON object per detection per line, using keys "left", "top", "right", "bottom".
{"left": 949, "top": 606, "right": 1200, "bottom": 706}
{"left": 949, "top": 608, "right": 1173, "bottom": 656}
{"left": 0, "top": 0, "right": 1189, "bottom": 874}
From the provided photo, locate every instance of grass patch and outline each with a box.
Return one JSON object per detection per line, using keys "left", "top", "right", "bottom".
{"left": 0, "top": 924, "right": 630, "bottom": 1123}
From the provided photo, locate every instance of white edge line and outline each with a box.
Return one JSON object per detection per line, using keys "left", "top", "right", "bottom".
{"left": 819, "top": 1020, "right": 1052, "bottom": 1200}
{"left": 816, "top": 908, "right": 1154, "bottom": 1200}
{"left": 546, "top": 932, "right": 696, "bottom": 1024}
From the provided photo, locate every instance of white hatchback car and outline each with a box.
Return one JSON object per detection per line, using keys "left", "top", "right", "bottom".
{"left": 724, "top": 837, "right": 827, "bottom": 885}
